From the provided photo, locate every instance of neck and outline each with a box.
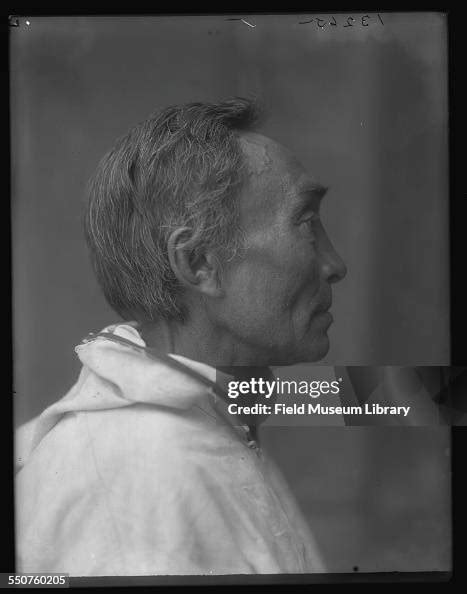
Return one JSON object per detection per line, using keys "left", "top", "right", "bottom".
{"left": 138, "top": 317, "right": 277, "bottom": 427}
{"left": 138, "top": 311, "right": 273, "bottom": 368}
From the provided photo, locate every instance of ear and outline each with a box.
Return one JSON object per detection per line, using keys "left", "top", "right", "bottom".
{"left": 167, "top": 227, "right": 224, "bottom": 298}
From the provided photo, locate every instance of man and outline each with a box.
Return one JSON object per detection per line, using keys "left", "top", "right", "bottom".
{"left": 15, "top": 98, "right": 346, "bottom": 576}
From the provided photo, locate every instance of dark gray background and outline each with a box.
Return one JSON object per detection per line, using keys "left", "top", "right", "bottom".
{"left": 263, "top": 427, "right": 450, "bottom": 573}
{"left": 11, "top": 13, "right": 450, "bottom": 573}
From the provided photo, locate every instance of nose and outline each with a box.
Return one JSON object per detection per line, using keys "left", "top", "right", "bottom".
{"left": 320, "top": 236, "right": 347, "bottom": 284}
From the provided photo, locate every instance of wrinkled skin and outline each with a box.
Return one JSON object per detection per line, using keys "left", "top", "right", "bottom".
{"left": 210, "top": 132, "right": 347, "bottom": 366}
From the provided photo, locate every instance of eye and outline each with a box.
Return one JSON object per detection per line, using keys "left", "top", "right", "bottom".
{"left": 302, "top": 213, "right": 320, "bottom": 230}
{"left": 298, "top": 213, "right": 321, "bottom": 245}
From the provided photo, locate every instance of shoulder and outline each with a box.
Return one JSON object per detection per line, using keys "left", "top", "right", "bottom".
{"left": 22, "top": 401, "right": 244, "bottom": 488}
{"left": 81, "top": 401, "right": 233, "bottom": 463}
{"left": 16, "top": 403, "right": 229, "bottom": 538}
{"left": 16, "top": 399, "right": 260, "bottom": 536}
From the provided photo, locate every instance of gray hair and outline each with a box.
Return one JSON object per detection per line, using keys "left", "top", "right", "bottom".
{"left": 84, "top": 97, "right": 261, "bottom": 323}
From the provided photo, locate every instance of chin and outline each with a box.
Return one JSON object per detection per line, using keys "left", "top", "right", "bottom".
{"left": 300, "top": 333, "right": 330, "bottom": 363}
{"left": 270, "top": 333, "right": 330, "bottom": 366}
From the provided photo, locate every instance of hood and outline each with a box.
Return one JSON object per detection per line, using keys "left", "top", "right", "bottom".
{"left": 15, "top": 323, "right": 222, "bottom": 471}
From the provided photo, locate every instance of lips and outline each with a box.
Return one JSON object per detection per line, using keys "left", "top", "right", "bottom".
{"left": 311, "top": 286, "right": 333, "bottom": 317}
{"left": 307, "top": 298, "right": 333, "bottom": 330}
{"left": 314, "top": 300, "right": 332, "bottom": 315}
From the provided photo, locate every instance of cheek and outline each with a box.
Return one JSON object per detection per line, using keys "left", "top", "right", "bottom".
{"left": 222, "top": 245, "right": 321, "bottom": 322}
{"left": 224, "top": 265, "right": 283, "bottom": 318}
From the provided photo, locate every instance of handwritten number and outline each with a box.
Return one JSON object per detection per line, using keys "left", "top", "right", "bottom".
{"left": 298, "top": 13, "right": 383, "bottom": 29}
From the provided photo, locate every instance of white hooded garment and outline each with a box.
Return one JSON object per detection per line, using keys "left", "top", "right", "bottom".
{"left": 15, "top": 324, "right": 325, "bottom": 576}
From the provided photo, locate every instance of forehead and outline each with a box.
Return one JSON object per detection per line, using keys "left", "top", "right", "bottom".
{"left": 237, "top": 132, "right": 318, "bottom": 221}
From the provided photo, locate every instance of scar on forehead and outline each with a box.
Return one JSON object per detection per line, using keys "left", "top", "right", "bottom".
{"left": 239, "top": 134, "right": 274, "bottom": 177}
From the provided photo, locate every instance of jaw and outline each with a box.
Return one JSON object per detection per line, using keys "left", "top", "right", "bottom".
{"left": 289, "top": 332, "right": 330, "bottom": 365}
{"left": 258, "top": 334, "right": 330, "bottom": 367}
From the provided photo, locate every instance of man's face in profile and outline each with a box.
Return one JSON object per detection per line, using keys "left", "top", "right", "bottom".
{"left": 214, "top": 132, "right": 347, "bottom": 366}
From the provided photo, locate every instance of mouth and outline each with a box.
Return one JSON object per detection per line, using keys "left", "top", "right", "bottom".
{"left": 319, "top": 311, "right": 333, "bottom": 324}
{"left": 314, "top": 300, "right": 332, "bottom": 315}
{"left": 309, "top": 286, "right": 333, "bottom": 325}
{"left": 312, "top": 299, "right": 333, "bottom": 326}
